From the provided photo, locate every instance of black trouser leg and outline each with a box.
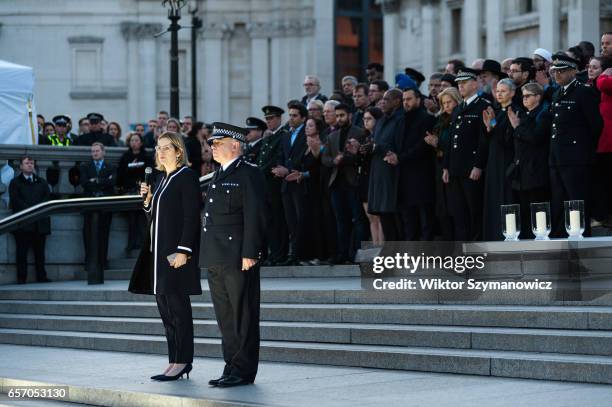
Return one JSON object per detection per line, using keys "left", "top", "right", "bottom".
{"left": 380, "top": 213, "right": 401, "bottom": 241}
{"left": 155, "top": 294, "right": 194, "bottom": 364}
{"left": 449, "top": 177, "right": 483, "bottom": 241}
{"left": 267, "top": 186, "right": 288, "bottom": 262}
{"left": 32, "top": 234, "right": 48, "bottom": 281}
{"left": 99, "top": 213, "right": 112, "bottom": 264}
{"left": 208, "top": 264, "right": 260, "bottom": 381}
{"left": 14, "top": 232, "right": 29, "bottom": 283}
{"left": 550, "top": 166, "right": 590, "bottom": 237}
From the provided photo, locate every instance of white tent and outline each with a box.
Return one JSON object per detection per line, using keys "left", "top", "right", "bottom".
{"left": 0, "top": 60, "right": 37, "bottom": 145}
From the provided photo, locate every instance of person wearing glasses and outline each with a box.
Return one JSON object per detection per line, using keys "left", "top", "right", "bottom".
{"left": 507, "top": 82, "right": 552, "bottom": 239}
{"left": 200, "top": 123, "right": 266, "bottom": 388}
{"left": 548, "top": 53, "right": 603, "bottom": 237}
{"left": 508, "top": 58, "right": 535, "bottom": 106}
{"left": 300, "top": 75, "right": 327, "bottom": 106}
{"left": 129, "top": 132, "right": 202, "bottom": 382}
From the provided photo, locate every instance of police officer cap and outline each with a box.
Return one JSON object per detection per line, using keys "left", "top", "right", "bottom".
{"left": 209, "top": 122, "right": 248, "bottom": 144}
{"left": 550, "top": 53, "right": 579, "bottom": 70}
{"left": 52, "top": 115, "right": 70, "bottom": 126}
{"left": 262, "top": 105, "right": 284, "bottom": 118}
{"left": 394, "top": 73, "right": 418, "bottom": 91}
{"left": 440, "top": 73, "right": 457, "bottom": 85}
{"left": 86, "top": 112, "right": 104, "bottom": 122}
{"left": 404, "top": 67, "right": 425, "bottom": 84}
{"left": 454, "top": 68, "right": 480, "bottom": 82}
{"left": 246, "top": 117, "right": 267, "bottom": 131}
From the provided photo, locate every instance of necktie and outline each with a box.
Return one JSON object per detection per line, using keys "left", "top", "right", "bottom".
{"left": 96, "top": 161, "right": 102, "bottom": 174}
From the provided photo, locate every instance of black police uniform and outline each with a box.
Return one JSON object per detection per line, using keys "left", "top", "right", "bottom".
{"left": 549, "top": 78, "right": 603, "bottom": 236}
{"left": 244, "top": 117, "right": 266, "bottom": 164}
{"left": 199, "top": 123, "right": 267, "bottom": 384}
{"left": 443, "top": 82, "right": 490, "bottom": 241}
{"left": 75, "top": 113, "right": 116, "bottom": 147}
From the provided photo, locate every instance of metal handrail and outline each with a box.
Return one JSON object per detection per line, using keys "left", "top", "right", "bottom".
{"left": 0, "top": 172, "right": 214, "bottom": 235}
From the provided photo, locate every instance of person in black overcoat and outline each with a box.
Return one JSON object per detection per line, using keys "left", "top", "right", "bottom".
{"left": 386, "top": 89, "right": 437, "bottom": 240}
{"left": 510, "top": 82, "right": 552, "bottom": 239}
{"left": 199, "top": 123, "right": 267, "bottom": 388}
{"left": 80, "top": 143, "right": 116, "bottom": 268}
{"left": 8, "top": 156, "right": 52, "bottom": 284}
{"left": 481, "top": 79, "right": 523, "bottom": 241}
{"left": 75, "top": 113, "right": 116, "bottom": 147}
{"left": 129, "top": 132, "right": 202, "bottom": 382}
{"left": 548, "top": 53, "right": 604, "bottom": 237}
{"left": 366, "top": 89, "right": 405, "bottom": 240}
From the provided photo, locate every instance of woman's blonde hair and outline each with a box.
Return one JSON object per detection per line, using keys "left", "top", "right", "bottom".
{"left": 155, "top": 131, "right": 189, "bottom": 171}
{"left": 437, "top": 87, "right": 462, "bottom": 115}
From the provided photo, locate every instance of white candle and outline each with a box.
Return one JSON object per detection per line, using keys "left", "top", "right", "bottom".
{"left": 536, "top": 211, "right": 547, "bottom": 234}
{"left": 505, "top": 213, "right": 516, "bottom": 236}
{"left": 569, "top": 210, "right": 581, "bottom": 234}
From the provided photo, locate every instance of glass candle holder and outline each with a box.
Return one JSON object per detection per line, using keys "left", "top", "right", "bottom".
{"left": 530, "top": 202, "right": 551, "bottom": 240}
{"left": 501, "top": 204, "right": 521, "bottom": 241}
{"left": 564, "top": 200, "right": 585, "bottom": 239}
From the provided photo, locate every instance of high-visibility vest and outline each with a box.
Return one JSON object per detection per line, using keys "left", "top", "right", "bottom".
{"left": 47, "top": 133, "right": 72, "bottom": 146}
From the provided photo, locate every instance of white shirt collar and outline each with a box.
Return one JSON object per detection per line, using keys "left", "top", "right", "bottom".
{"left": 249, "top": 138, "right": 262, "bottom": 148}
{"left": 464, "top": 93, "right": 479, "bottom": 106}
{"left": 222, "top": 157, "right": 239, "bottom": 171}
{"left": 563, "top": 79, "right": 576, "bottom": 92}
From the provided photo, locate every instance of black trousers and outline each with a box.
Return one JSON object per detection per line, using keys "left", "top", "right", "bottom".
{"left": 380, "top": 213, "right": 402, "bottom": 241}
{"left": 155, "top": 294, "right": 194, "bottom": 364}
{"left": 282, "top": 187, "right": 305, "bottom": 259}
{"left": 449, "top": 176, "right": 484, "bottom": 241}
{"left": 83, "top": 212, "right": 112, "bottom": 265}
{"left": 592, "top": 153, "right": 612, "bottom": 222}
{"left": 266, "top": 183, "right": 288, "bottom": 262}
{"left": 207, "top": 264, "right": 260, "bottom": 381}
{"left": 550, "top": 165, "right": 591, "bottom": 237}
{"left": 400, "top": 204, "right": 435, "bottom": 241}
{"left": 13, "top": 231, "right": 47, "bottom": 283}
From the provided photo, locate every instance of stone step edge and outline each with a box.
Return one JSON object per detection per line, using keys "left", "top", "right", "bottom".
{"left": 0, "top": 377, "right": 250, "bottom": 407}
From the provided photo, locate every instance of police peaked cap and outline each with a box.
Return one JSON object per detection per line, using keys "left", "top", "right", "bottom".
{"left": 209, "top": 122, "right": 248, "bottom": 143}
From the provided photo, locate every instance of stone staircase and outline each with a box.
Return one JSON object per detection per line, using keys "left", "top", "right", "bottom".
{"left": 1, "top": 266, "right": 612, "bottom": 384}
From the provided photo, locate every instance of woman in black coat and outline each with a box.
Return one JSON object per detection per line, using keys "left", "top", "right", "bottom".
{"left": 117, "top": 133, "right": 154, "bottom": 251}
{"left": 129, "top": 131, "right": 202, "bottom": 382}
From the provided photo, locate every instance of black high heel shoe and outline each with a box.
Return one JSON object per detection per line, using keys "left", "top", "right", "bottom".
{"left": 155, "top": 363, "right": 192, "bottom": 382}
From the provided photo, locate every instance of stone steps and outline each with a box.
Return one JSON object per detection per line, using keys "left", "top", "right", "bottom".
{"left": 1, "top": 328, "right": 612, "bottom": 384}
{"left": 1, "top": 312, "right": 612, "bottom": 356}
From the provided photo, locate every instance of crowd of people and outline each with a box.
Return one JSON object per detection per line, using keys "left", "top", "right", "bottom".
{"left": 10, "top": 32, "right": 612, "bottom": 275}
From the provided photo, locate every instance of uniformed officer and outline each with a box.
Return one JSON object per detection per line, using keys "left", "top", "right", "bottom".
{"left": 549, "top": 53, "right": 603, "bottom": 237}
{"left": 257, "top": 105, "right": 289, "bottom": 265}
{"left": 200, "top": 122, "right": 267, "bottom": 388}
{"left": 75, "top": 113, "right": 116, "bottom": 147}
{"left": 244, "top": 117, "right": 266, "bottom": 164}
{"left": 442, "top": 68, "right": 490, "bottom": 241}
{"left": 39, "top": 115, "right": 73, "bottom": 146}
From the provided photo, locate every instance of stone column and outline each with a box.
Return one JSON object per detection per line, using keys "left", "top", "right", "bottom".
{"left": 120, "top": 22, "right": 162, "bottom": 124}
{"left": 539, "top": 0, "right": 560, "bottom": 52}
{"left": 380, "top": 0, "right": 400, "bottom": 85}
{"left": 313, "top": 0, "right": 334, "bottom": 93}
{"left": 485, "top": 0, "right": 504, "bottom": 61}
{"left": 247, "top": 22, "right": 271, "bottom": 115}
{"left": 463, "top": 0, "right": 482, "bottom": 65}
{"left": 201, "top": 22, "right": 232, "bottom": 122}
{"left": 568, "top": 0, "right": 600, "bottom": 49}
{"left": 421, "top": 0, "right": 438, "bottom": 90}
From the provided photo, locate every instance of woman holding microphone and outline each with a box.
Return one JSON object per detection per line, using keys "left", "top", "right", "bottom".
{"left": 129, "top": 131, "right": 202, "bottom": 382}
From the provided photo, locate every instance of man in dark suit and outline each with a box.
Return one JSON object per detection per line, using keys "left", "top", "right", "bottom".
{"left": 8, "top": 156, "right": 52, "bottom": 284}
{"left": 322, "top": 103, "right": 367, "bottom": 263}
{"left": 200, "top": 122, "right": 266, "bottom": 388}
{"left": 75, "top": 113, "right": 116, "bottom": 147}
{"left": 548, "top": 53, "right": 604, "bottom": 236}
{"left": 257, "top": 106, "right": 289, "bottom": 266}
{"left": 244, "top": 117, "right": 266, "bottom": 164}
{"left": 442, "top": 68, "right": 490, "bottom": 241}
{"left": 386, "top": 88, "right": 437, "bottom": 240}
{"left": 80, "top": 142, "right": 116, "bottom": 267}
{"left": 300, "top": 75, "right": 327, "bottom": 106}
{"left": 272, "top": 102, "right": 308, "bottom": 265}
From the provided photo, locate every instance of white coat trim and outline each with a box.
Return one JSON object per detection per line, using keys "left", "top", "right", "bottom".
{"left": 177, "top": 245, "right": 192, "bottom": 253}
{"left": 152, "top": 166, "right": 188, "bottom": 294}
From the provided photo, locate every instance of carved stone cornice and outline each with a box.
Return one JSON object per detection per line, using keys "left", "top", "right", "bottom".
{"left": 201, "top": 21, "right": 233, "bottom": 39}
{"left": 120, "top": 22, "right": 163, "bottom": 40}
{"left": 248, "top": 19, "right": 315, "bottom": 38}
{"left": 376, "top": 0, "right": 401, "bottom": 14}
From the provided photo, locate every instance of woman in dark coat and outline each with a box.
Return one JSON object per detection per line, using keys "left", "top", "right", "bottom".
{"left": 129, "top": 131, "right": 202, "bottom": 381}
{"left": 482, "top": 78, "right": 523, "bottom": 241}
{"left": 510, "top": 82, "right": 552, "bottom": 238}
{"left": 117, "top": 133, "right": 154, "bottom": 251}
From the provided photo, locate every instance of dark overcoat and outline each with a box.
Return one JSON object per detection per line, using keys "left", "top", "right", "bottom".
{"left": 129, "top": 166, "right": 202, "bottom": 295}
{"left": 8, "top": 174, "right": 51, "bottom": 234}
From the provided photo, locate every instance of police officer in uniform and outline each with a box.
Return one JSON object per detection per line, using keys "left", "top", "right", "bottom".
{"left": 549, "top": 53, "right": 603, "bottom": 236}
{"left": 39, "top": 115, "right": 73, "bottom": 146}
{"left": 244, "top": 117, "right": 266, "bottom": 164}
{"left": 442, "top": 68, "right": 490, "bottom": 241}
{"left": 257, "top": 106, "right": 289, "bottom": 265}
{"left": 200, "top": 123, "right": 267, "bottom": 388}
{"left": 75, "top": 113, "right": 116, "bottom": 147}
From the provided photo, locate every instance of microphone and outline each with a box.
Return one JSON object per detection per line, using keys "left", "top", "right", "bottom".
{"left": 143, "top": 167, "right": 152, "bottom": 198}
